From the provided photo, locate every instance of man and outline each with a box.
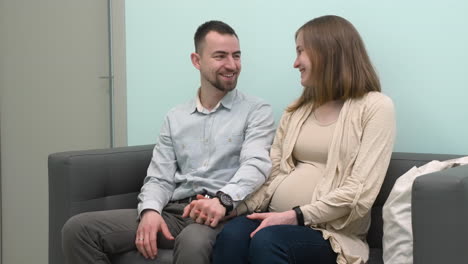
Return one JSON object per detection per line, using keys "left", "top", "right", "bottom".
{"left": 62, "top": 20, "right": 275, "bottom": 264}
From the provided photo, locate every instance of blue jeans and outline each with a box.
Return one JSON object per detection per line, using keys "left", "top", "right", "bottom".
{"left": 213, "top": 216, "right": 337, "bottom": 264}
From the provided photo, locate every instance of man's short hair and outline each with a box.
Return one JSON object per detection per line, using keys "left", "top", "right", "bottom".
{"left": 194, "top": 20, "right": 238, "bottom": 53}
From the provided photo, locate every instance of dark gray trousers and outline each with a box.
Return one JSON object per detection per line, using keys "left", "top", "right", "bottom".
{"left": 62, "top": 203, "right": 223, "bottom": 264}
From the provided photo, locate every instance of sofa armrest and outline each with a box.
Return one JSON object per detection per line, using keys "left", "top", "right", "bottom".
{"left": 48, "top": 144, "right": 154, "bottom": 264}
{"left": 412, "top": 164, "right": 468, "bottom": 264}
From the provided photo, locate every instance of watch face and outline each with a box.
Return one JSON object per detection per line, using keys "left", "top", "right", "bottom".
{"left": 219, "top": 193, "right": 233, "bottom": 206}
{"left": 216, "top": 192, "right": 233, "bottom": 215}
{"left": 216, "top": 192, "right": 233, "bottom": 207}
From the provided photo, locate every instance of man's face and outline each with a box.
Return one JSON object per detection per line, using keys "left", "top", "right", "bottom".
{"left": 192, "top": 31, "right": 241, "bottom": 92}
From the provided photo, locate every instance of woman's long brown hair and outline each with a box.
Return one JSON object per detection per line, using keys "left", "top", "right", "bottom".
{"left": 288, "top": 15, "right": 381, "bottom": 112}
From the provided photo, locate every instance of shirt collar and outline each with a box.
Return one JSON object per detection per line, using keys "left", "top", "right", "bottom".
{"left": 220, "top": 89, "right": 236, "bottom": 110}
{"left": 191, "top": 88, "right": 236, "bottom": 114}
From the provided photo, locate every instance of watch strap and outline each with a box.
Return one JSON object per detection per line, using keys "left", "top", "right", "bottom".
{"left": 292, "top": 206, "right": 305, "bottom": 226}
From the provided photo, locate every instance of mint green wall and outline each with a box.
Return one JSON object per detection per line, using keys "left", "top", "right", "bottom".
{"left": 126, "top": 0, "right": 468, "bottom": 155}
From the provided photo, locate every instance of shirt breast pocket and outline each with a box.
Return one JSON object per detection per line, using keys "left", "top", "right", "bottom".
{"left": 215, "top": 132, "right": 244, "bottom": 158}
{"left": 216, "top": 132, "right": 244, "bottom": 145}
{"left": 217, "top": 134, "right": 244, "bottom": 145}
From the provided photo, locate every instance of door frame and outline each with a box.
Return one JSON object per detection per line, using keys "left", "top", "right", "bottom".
{"left": 111, "top": 0, "right": 127, "bottom": 147}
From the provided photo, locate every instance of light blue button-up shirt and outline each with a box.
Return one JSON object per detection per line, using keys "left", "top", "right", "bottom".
{"left": 137, "top": 89, "right": 276, "bottom": 215}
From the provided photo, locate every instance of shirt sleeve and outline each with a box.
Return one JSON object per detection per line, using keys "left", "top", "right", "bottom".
{"left": 220, "top": 101, "right": 276, "bottom": 205}
{"left": 137, "top": 115, "right": 177, "bottom": 217}
{"left": 302, "top": 96, "right": 396, "bottom": 227}
{"left": 237, "top": 111, "right": 289, "bottom": 215}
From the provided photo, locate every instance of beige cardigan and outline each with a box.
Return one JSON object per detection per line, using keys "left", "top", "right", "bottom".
{"left": 236, "top": 92, "right": 396, "bottom": 264}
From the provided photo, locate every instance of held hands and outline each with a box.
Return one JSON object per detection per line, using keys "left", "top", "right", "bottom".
{"left": 247, "top": 210, "right": 298, "bottom": 238}
{"left": 136, "top": 210, "right": 174, "bottom": 260}
{"left": 182, "top": 194, "right": 226, "bottom": 227}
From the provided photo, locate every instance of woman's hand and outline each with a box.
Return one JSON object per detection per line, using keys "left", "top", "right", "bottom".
{"left": 222, "top": 207, "right": 238, "bottom": 222}
{"left": 247, "top": 210, "right": 298, "bottom": 238}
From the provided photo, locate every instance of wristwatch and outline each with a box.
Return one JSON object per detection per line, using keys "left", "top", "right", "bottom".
{"left": 215, "top": 191, "right": 234, "bottom": 215}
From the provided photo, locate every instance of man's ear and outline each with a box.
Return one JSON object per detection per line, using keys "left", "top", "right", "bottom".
{"left": 191, "top": 52, "right": 201, "bottom": 70}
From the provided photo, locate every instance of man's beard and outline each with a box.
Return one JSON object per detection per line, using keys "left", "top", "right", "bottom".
{"left": 209, "top": 75, "right": 238, "bottom": 92}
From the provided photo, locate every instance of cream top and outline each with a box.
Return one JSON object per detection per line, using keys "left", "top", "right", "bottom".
{"left": 237, "top": 92, "right": 396, "bottom": 264}
{"left": 269, "top": 113, "right": 336, "bottom": 212}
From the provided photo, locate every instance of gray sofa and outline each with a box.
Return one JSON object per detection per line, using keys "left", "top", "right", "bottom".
{"left": 49, "top": 145, "right": 468, "bottom": 264}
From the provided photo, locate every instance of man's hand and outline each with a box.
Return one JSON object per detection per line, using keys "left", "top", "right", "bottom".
{"left": 247, "top": 210, "right": 297, "bottom": 238}
{"left": 136, "top": 210, "right": 174, "bottom": 260}
{"left": 182, "top": 194, "right": 226, "bottom": 227}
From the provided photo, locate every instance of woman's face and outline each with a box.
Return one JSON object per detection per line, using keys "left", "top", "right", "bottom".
{"left": 293, "top": 31, "right": 312, "bottom": 87}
